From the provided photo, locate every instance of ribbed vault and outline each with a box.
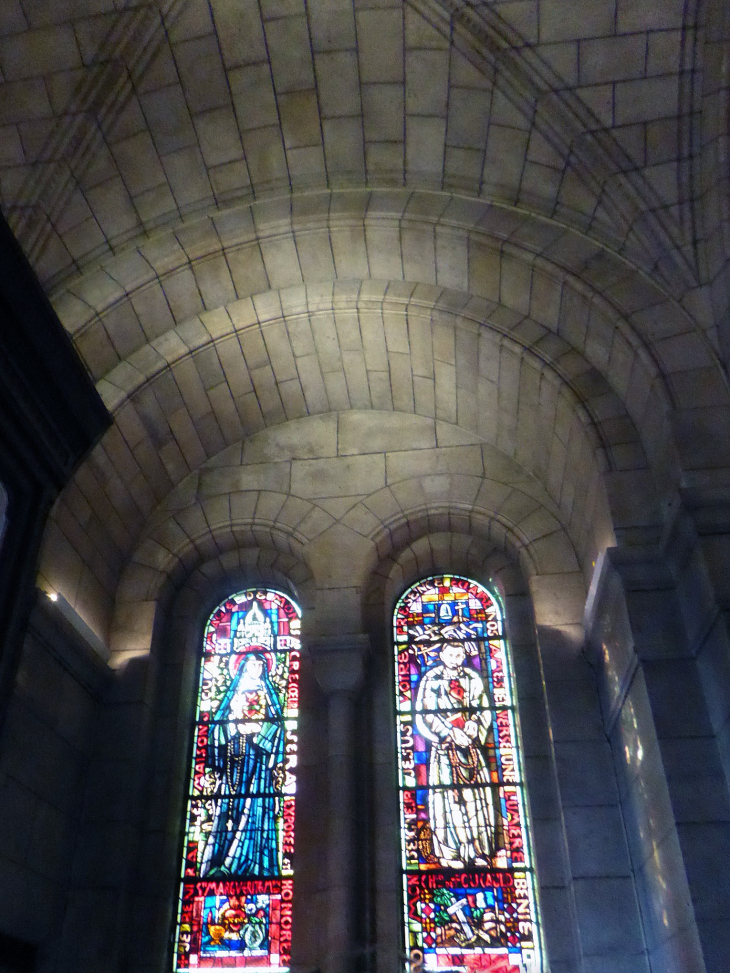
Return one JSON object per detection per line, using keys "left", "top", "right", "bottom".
{"left": 1, "top": 0, "right": 710, "bottom": 298}
{"left": 4, "top": 6, "right": 730, "bottom": 973}
{"left": 0, "top": 0, "right": 722, "bottom": 654}
{"left": 42, "top": 334, "right": 623, "bottom": 640}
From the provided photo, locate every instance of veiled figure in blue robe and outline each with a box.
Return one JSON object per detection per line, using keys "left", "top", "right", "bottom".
{"left": 200, "top": 651, "right": 284, "bottom": 878}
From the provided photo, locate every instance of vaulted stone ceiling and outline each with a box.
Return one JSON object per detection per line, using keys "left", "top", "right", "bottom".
{"left": 0, "top": 0, "right": 718, "bottom": 291}
{"left": 1, "top": 0, "right": 729, "bottom": 644}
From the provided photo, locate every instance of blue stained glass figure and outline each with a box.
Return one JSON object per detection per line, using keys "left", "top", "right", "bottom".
{"left": 173, "top": 588, "right": 301, "bottom": 972}
{"left": 200, "top": 651, "right": 285, "bottom": 878}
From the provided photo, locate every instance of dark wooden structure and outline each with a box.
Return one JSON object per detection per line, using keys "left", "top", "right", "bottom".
{"left": 0, "top": 214, "right": 110, "bottom": 735}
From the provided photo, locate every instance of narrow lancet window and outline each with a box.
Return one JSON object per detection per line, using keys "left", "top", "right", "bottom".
{"left": 174, "top": 588, "right": 301, "bottom": 972}
{"left": 394, "top": 576, "right": 542, "bottom": 972}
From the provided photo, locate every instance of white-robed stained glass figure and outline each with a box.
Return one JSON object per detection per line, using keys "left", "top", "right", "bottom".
{"left": 415, "top": 641, "right": 494, "bottom": 868}
{"left": 395, "top": 576, "right": 543, "bottom": 973}
{"left": 173, "top": 589, "right": 301, "bottom": 973}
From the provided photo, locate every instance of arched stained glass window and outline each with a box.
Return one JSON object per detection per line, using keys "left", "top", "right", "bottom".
{"left": 394, "top": 576, "right": 542, "bottom": 973}
{"left": 173, "top": 589, "right": 301, "bottom": 972}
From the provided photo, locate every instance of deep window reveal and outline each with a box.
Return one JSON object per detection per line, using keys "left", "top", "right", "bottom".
{"left": 394, "top": 575, "right": 543, "bottom": 973}
{"left": 173, "top": 589, "right": 301, "bottom": 972}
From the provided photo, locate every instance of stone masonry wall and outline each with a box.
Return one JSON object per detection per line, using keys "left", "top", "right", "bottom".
{"left": 0, "top": 595, "right": 109, "bottom": 971}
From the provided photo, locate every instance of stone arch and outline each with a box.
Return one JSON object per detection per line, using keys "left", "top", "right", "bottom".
{"left": 364, "top": 525, "right": 532, "bottom": 641}
{"left": 100, "top": 400, "right": 598, "bottom": 657}
{"left": 44, "top": 186, "right": 729, "bottom": 647}
{"left": 117, "top": 503, "right": 315, "bottom": 605}
{"left": 43, "top": 269, "right": 662, "bottom": 643}
{"left": 111, "top": 519, "right": 315, "bottom": 660}
{"left": 68, "top": 542, "right": 320, "bottom": 973}
{"left": 356, "top": 494, "right": 641, "bottom": 971}
{"left": 53, "top": 190, "right": 700, "bottom": 413}
{"left": 68, "top": 407, "right": 611, "bottom": 649}
{"left": 362, "top": 489, "right": 581, "bottom": 631}
{"left": 49, "top": 187, "right": 724, "bottom": 520}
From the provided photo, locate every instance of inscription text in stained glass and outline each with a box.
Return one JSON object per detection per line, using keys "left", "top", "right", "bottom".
{"left": 394, "top": 576, "right": 542, "bottom": 973}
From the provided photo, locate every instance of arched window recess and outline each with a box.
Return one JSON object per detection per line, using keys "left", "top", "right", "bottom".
{"left": 394, "top": 575, "right": 543, "bottom": 973}
{"left": 173, "top": 588, "right": 302, "bottom": 972}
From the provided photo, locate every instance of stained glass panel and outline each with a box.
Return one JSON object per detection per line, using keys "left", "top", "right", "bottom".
{"left": 173, "top": 589, "right": 301, "bottom": 972}
{"left": 394, "top": 576, "right": 542, "bottom": 973}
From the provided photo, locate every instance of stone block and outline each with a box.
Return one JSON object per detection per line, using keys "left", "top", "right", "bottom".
{"left": 194, "top": 107, "right": 244, "bottom": 168}
{"left": 55, "top": 672, "right": 99, "bottom": 754}
{"left": 313, "top": 585, "right": 363, "bottom": 634}
{"left": 0, "top": 775, "right": 35, "bottom": 864}
{"left": 338, "top": 411, "right": 434, "bottom": 455}
{"left": 615, "top": 76, "right": 679, "bottom": 126}
{"left": 584, "top": 957, "right": 650, "bottom": 973}
{"left": 554, "top": 739, "right": 619, "bottom": 807}
{"left": 406, "top": 49, "right": 448, "bottom": 116}
{"left": 522, "top": 754, "right": 561, "bottom": 820}
{"left": 538, "top": 886, "right": 580, "bottom": 964}
{"left": 339, "top": 500, "right": 383, "bottom": 537}
{"left": 531, "top": 531, "right": 580, "bottom": 574}
{"left": 2, "top": 24, "right": 81, "bottom": 79}
{"left": 695, "top": 917, "right": 730, "bottom": 973}
{"left": 573, "top": 876, "right": 644, "bottom": 958}
{"left": 27, "top": 801, "right": 72, "bottom": 880}
{"left": 617, "top": 0, "right": 685, "bottom": 32}
{"left": 532, "top": 818, "right": 568, "bottom": 887}
{"left": 362, "top": 83, "right": 404, "bottom": 141}
{"left": 676, "top": 821, "right": 730, "bottom": 920}
{"left": 647, "top": 29, "right": 683, "bottom": 76}
{"left": 579, "top": 34, "right": 646, "bottom": 86}
{"left": 316, "top": 50, "right": 360, "bottom": 116}
{"left": 530, "top": 573, "right": 586, "bottom": 626}
{"left": 292, "top": 453, "right": 385, "bottom": 499}
{"left": 615, "top": 751, "right": 675, "bottom": 871}
{"left": 0, "top": 855, "right": 57, "bottom": 942}
{"left": 696, "top": 616, "right": 730, "bottom": 734}
{"left": 406, "top": 115, "right": 447, "bottom": 181}
{"left": 174, "top": 35, "right": 229, "bottom": 114}
{"left": 330, "top": 224, "right": 370, "bottom": 278}
{"left": 564, "top": 805, "right": 632, "bottom": 877}
{"left": 279, "top": 90, "right": 322, "bottom": 150}
{"left": 241, "top": 124, "right": 289, "bottom": 188}
{"left": 386, "top": 444, "right": 483, "bottom": 483}
{"left": 545, "top": 677, "right": 605, "bottom": 743}
{"left": 448, "top": 87, "right": 491, "bottom": 148}
{"left": 306, "top": 522, "right": 376, "bottom": 588}
{"left": 633, "top": 828, "right": 699, "bottom": 954}
{"left": 260, "top": 235, "right": 304, "bottom": 290}
{"left": 356, "top": 8, "right": 403, "bottom": 84}
{"left": 643, "top": 659, "right": 713, "bottom": 738}
{"left": 265, "top": 15, "right": 314, "bottom": 93}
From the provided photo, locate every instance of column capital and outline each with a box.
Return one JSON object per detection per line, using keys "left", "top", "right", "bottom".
{"left": 308, "top": 633, "right": 369, "bottom": 696}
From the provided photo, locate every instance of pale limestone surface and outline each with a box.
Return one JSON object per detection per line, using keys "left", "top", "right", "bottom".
{"left": 2, "top": 1, "right": 730, "bottom": 972}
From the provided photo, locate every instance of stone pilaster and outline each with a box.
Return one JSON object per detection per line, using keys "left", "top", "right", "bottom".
{"left": 309, "top": 634, "right": 369, "bottom": 973}
{"left": 674, "top": 478, "right": 730, "bottom": 789}
{"left": 585, "top": 543, "right": 730, "bottom": 973}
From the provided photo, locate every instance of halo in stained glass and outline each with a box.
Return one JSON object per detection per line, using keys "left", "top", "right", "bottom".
{"left": 173, "top": 588, "right": 301, "bottom": 972}
{"left": 394, "top": 575, "right": 543, "bottom": 973}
